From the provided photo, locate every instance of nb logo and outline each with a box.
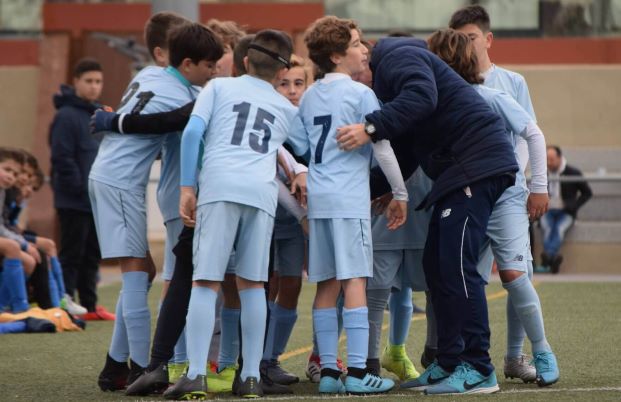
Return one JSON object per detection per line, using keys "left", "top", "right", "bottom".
{"left": 513, "top": 255, "right": 524, "bottom": 262}
{"left": 441, "top": 208, "right": 452, "bottom": 218}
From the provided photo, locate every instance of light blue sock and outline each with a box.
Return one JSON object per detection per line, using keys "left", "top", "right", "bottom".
{"left": 313, "top": 307, "right": 338, "bottom": 370}
{"left": 121, "top": 271, "right": 150, "bottom": 368}
{"left": 218, "top": 307, "right": 240, "bottom": 369}
{"left": 389, "top": 287, "right": 413, "bottom": 345}
{"left": 3, "top": 258, "right": 29, "bottom": 312}
{"left": 506, "top": 296, "right": 526, "bottom": 358}
{"left": 263, "top": 303, "right": 297, "bottom": 361}
{"left": 173, "top": 327, "right": 187, "bottom": 364}
{"left": 50, "top": 257, "right": 66, "bottom": 298}
{"left": 239, "top": 288, "right": 267, "bottom": 381}
{"left": 186, "top": 287, "right": 217, "bottom": 379}
{"left": 343, "top": 306, "right": 369, "bottom": 369}
{"left": 47, "top": 269, "right": 61, "bottom": 307}
{"left": 109, "top": 292, "right": 129, "bottom": 362}
{"left": 503, "top": 274, "right": 551, "bottom": 354}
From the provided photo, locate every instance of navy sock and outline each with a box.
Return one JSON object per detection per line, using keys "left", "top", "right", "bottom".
{"left": 263, "top": 302, "right": 297, "bottom": 361}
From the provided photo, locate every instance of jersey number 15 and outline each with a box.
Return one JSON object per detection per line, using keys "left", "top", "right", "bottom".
{"left": 231, "top": 102, "right": 275, "bottom": 154}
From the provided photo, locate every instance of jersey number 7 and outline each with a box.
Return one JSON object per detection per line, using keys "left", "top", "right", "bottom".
{"left": 314, "top": 115, "right": 332, "bottom": 164}
{"left": 231, "top": 102, "right": 275, "bottom": 154}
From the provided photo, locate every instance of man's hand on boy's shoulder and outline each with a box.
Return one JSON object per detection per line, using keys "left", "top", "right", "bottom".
{"left": 336, "top": 123, "right": 370, "bottom": 151}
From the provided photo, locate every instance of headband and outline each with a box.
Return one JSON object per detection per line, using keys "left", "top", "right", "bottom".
{"left": 248, "top": 43, "right": 291, "bottom": 69}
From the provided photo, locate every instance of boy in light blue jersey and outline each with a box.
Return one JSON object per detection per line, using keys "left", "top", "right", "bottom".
{"left": 450, "top": 5, "right": 558, "bottom": 385}
{"left": 90, "top": 22, "right": 223, "bottom": 391}
{"left": 287, "top": 16, "right": 407, "bottom": 395}
{"left": 165, "top": 30, "right": 297, "bottom": 400}
{"left": 428, "top": 28, "right": 559, "bottom": 390}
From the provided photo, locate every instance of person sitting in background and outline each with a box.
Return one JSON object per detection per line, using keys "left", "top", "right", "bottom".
{"left": 538, "top": 145, "right": 592, "bottom": 273}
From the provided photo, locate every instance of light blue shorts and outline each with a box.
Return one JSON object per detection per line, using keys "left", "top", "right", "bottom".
{"left": 308, "top": 218, "right": 373, "bottom": 283}
{"left": 477, "top": 185, "right": 532, "bottom": 283}
{"left": 369, "top": 249, "right": 427, "bottom": 292}
{"left": 274, "top": 232, "right": 305, "bottom": 278}
{"left": 193, "top": 201, "right": 273, "bottom": 282}
{"left": 88, "top": 179, "right": 148, "bottom": 259}
{"left": 162, "top": 218, "right": 185, "bottom": 281}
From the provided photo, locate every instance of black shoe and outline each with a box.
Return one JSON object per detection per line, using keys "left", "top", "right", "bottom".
{"left": 98, "top": 354, "right": 130, "bottom": 392}
{"left": 127, "top": 359, "right": 146, "bottom": 387}
{"left": 550, "top": 254, "right": 563, "bottom": 274}
{"left": 237, "top": 376, "right": 263, "bottom": 398}
{"left": 162, "top": 374, "right": 207, "bottom": 400}
{"left": 260, "top": 359, "right": 299, "bottom": 385}
{"left": 540, "top": 252, "right": 551, "bottom": 267}
{"left": 260, "top": 372, "right": 293, "bottom": 395}
{"left": 125, "top": 362, "right": 169, "bottom": 396}
{"left": 420, "top": 346, "right": 437, "bottom": 369}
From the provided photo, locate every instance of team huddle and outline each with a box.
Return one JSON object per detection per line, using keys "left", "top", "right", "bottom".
{"left": 88, "top": 5, "right": 560, "bottom": 399}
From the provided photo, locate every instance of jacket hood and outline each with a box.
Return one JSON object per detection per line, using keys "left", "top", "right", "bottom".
{"left": 53, "top": 84, "right": 100, "bottom": 113}
{"left": 370, "top": 37, "right": 428, "bottom": 73}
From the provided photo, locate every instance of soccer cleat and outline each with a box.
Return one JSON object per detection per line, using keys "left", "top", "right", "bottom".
{"left": 400, "top": 360, "right": 450, "bottom": 391}
{"left": 128, "top": 359, "right": 146, "bottom": 387}
{"left": 60, "top": 294, "right": 87, "bottom": 315}
{"left": 504, "top": 354, "right": 536, "bottom": 383}
{"left": 424, "top": 362, "right": 499, "bottom": 395}
{"left": 237, "top": 376, "right": 263, "bottom": 398}
{"left": 345, "top": 372, "right": 395, "bottom": 395}
{"left": 381, "top": 343, "right": 420, "bottom": 381}
{"left": 80, "top": 305, "right": 115, "bottom": 321}
{"left": 91, "top": 109, "right": 118, "bottom": 134}
{"left": 168, "top": 362, "right": 188, "bottom": 384}
{"left": 260, "top": 359, "right": 299, "bottom": 385}
{"left": 420, "top": 346, "right": 437, "bottom": 369}
{"left": 125, "top": 362, "right": 169, "bottom": 396}
{"left": 206, "top": 365, "right": 236, "bottom": 393}
{"left": 533, "top": 351, "right": 560, "bottom": 387}
{"left": 318, "top": 375, "right": 346, "bottom": 394}
{"left": 550, "top": 255, "right": 563, "bottom": 274}
{"left": 98, "top": 354, "right": 130, "bottom": 392}
{"left": 163, "top": 374, "right": 207, "bottom": 400}
{"left": 305, "top": 354, "right": 321, "bottom": 383}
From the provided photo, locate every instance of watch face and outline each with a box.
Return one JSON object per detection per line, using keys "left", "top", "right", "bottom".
{"left": 367, "top": 123, "right": 376, "bottom": 134}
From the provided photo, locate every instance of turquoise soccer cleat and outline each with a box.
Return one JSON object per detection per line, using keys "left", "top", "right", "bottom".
{"left": 424, "top": 362, "right": 499, "bottom": 395}
{"left": 533, "top": 351, "right": 560, "bottom": 387}
{"left": 400, "top": 360, "right": 450, "bottom": 391}
{"left": 344, "top": 372, "right": 394, "bottom": 395}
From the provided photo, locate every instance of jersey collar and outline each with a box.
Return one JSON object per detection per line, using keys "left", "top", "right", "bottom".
{"left": 322, "top": 72, "right": 351, "bottom": 84}
{"left": 165, "top": 66, "right": 192, "bottom": 87}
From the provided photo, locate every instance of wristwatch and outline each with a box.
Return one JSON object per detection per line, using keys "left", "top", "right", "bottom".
{"left": 364, "top": 121, "right": 377, "bottom": 141}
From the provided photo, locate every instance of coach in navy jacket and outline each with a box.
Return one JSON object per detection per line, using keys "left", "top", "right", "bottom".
{"left": 337, "top": 37, "right": 518, "bottom": 391}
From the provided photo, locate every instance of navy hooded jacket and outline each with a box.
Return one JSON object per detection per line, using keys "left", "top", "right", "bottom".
{"left": 366, "top": 38, "right": 518, "bottom": 208}
{"left": 49, "top": 84, "right": 102, "bottom": 212}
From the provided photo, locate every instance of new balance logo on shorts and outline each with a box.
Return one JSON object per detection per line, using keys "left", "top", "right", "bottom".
{"left": 441, "top": 209, "right": 452, "bottom": 218}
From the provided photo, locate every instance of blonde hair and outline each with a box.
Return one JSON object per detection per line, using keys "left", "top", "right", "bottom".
{"left": 206, "top": 19, "right": 246, "bottom": 50}
{"left": 289, "top": 54, "right": 312, "bottom": 85}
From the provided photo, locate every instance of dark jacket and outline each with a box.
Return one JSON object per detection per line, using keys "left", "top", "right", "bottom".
{"left": 49, "top": 85, "right": 102, "bottom": 212}
{"left": 366, "top": 38, "right": 518, "bottom": 208}
{"left": 558, "top": 164, "right": 592, "bottom": 218}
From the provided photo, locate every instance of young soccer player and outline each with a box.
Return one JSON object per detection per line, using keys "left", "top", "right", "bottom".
{"left": 449, "top": 5, "right": 557, "bottom": 384}
{"left": 427, "top": 28, "right": 559, "bottom": 388}
{"left": 287, "top": 16, "right": 408, "bottom": 395}
{"left": 90, "top": 21, "right": 222, "bottom": 392}
{"left": 163, "top": 29, "right": 297, "bottom": 400}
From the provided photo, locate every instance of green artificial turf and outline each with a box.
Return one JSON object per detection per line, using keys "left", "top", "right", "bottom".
{"left": 1, "top": 281, "right": 620, "bottom": 401}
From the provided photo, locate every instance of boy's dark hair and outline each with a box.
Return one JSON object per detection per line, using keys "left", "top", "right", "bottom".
{"left": 21, "top": 149, "right": 39, "bottom": 171}
{"left": 0, "top": 147, "right": 23, "bottom": 164}
{"left": 305, "top": 16, "right": 359, "bottom": 74}
{"left": 168, "top": 23, "right": 224, "bottom": 68}
{"left": 32, "top": 167, "right": 45, "bottom": 191}
{"left": 427, "top": 29, "right": 483, "bottom": 85}
{"left": 247, "top": 30, "right": 293, "bottom": 80}
{"left": 233, "top": 34, "right": 256, "bottom": 76}
{"left": 449, "top": 5, "right": 491, "bottom": 32}
{"left": 206, "top": 19, "right": 246, "bottom": 50}
{"left": 73, "top": 58, "right": 102, "bottom": 78}
{"left": 144, "top": 11, "right": 188, "bottom": 60}
{"left": 387, "top": 30, "right": 413, "bottom": 37}
{"left": 547, "top": 145, "right": 562, "bottom": 157}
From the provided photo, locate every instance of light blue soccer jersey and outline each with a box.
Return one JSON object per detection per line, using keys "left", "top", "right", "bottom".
{"left": 189, "top": 75, "right": 298, "bottom": 216}
{"left": 287, "top": 73, "right": 380, "bottom": 219}
{"left": 372, "top": 167, "right": 433, "bottom": 251}
{"left": 90, "top": 66, "right": 197, "bottom": 191}
{"left": 474, "top": 84, "right": 533, "bottom": 192}
{"left": 484, "top": 65, "right": 536, "bottom": 120}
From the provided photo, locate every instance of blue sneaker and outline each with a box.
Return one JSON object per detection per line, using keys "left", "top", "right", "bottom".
{"left": 424, "top": 362, "right": 499, "bottom": 395}
{"left": 533, "top": 351, "right": 559, "bottom": 387}
{"left": 345, "top": 373, "right": 394, "bottom": 395}
{"left": 400, "top": 361, "right": 450, "bottom": 391}
{"left": 318, "top": 376, "right": 345, "bottom": 394}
